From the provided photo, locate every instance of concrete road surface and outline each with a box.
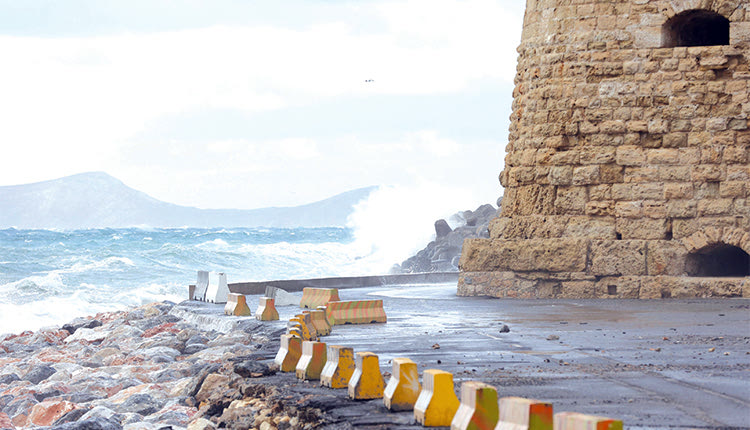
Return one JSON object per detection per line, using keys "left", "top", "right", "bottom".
{"left": 202, "top": 282, "right": 750, "bottom": 429}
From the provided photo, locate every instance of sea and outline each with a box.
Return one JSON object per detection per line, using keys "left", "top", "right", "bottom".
{"left": 0, "top": 226, "right": 410, "bottom": 335}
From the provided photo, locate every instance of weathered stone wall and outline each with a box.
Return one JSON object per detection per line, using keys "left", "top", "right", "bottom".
{"left": 459, "top": 0, "right": 750, "bottom": 298}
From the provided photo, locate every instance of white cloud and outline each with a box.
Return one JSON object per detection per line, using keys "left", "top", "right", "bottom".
{"left": 0, "top": 0, "right": 521, "bottom": 208}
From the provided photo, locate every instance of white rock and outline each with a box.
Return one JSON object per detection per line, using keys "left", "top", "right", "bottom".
{"left": 64, "top": 327, "right": 108, "bottom": 343}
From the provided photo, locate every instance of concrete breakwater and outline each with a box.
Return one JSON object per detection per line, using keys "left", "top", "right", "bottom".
{"left": 227, "top": 272, "right": 458, "bottom": 295}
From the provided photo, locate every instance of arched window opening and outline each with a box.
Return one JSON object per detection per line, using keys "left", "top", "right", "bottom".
{"left": 663, "top": 10, "right": 730, "bottom": 47}
{"left": 686, "top": 244, "right": 750, "bottom": 277}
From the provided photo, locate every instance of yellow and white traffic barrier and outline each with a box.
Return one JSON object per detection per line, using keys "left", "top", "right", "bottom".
{"left": 305, "top": 309, "right": 332, "bottom": 336}
{"left": 295, "top": 340, "right": 327, "bottom": 381}
{"left": 451, "top": 381, "right": 499, "bottom": 430}
{"left": 300, "top": 287, "right": 341, "bottom": 309}
{"left": 288, "top": 328, "right": 303, "bottom": 339}
{"left": 298, "top": 313, "right": 320, "bottom": 339}
{"left": 326, "top": 300, "right": 387, "bottom": 325}
{"left": 274, "top": 334, "right": 302, "bottom": 372}
{"left": 348, "top": 351, "right": 385, "bottom": 400}
{"left": 414, "top": 369, "right": 460, "bottom": 427}
{"left": 496, "top": 397, "right": 553, "bottom": 430}
{"left": 255, "top": 297, "right": 279, "bottom": 321}
{"left": 224, "top": 293, "right": 252, "bottom": 316}
{"left": 384, "top": 358, "right": 421, "bottom": 411}
{"left": 321, "top": 345, "right": 356, "bottom": 389}
{"left": 553, "top": 412, "right": 622, "bottom": 430}
{"left": 292, "top": 313, "right": 318, "bottom": 340}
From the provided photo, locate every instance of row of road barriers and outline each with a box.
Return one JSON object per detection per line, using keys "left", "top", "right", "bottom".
{"left": 267, "top": 287, "right": 621, "bottom": 429}
{"left": 274, "top": 338, "right": 623, "bottom": 429}
{"left": 190, "top": 279, "right": 623, "bottom": 429}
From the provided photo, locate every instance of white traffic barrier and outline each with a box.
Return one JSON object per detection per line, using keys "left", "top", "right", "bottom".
{"left": 205, "top": 272, "right": 229, "bottom": 304}
{"left": 264, "top": 286, "right": 300, "bottom": 306}
{"left": 193, "top": 270, "right": 209, "bottom": 301}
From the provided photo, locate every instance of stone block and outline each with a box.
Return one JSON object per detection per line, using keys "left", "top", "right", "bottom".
{"left": 459, "top": 239, "right": 588, "bottom": 273}
{"left": 647, "top": 241, "right": 687, "bottom": 276}
{"left": 616, "top": 218, "right": 669, "bottom": 240}
{"left": 590, "top": 240, "right": 647, "bottom": 276}
{"left": 594, "top": 277, "right": 641, "bottom": 298}
{"left": 563, "top": 216, "right": 616, "bottom": 239}
{"left": 572, "top": 165, "right": 601, "bottom": 185}
{"left": 663, "top": 183, "right": 694, "bottom": 199}
{"left": 692, "top": 165, "right": 724, "bottom": 182}
{"left": 560, "top": 281, "right": 596, "bottom": 298}
{"left": 615, "top": 201, "right": 643, "bottom": 218}
{"left": 615, "top": 146, "right": 646, "bottom": 165}
{"left": 585, "top": 201, "right": 615, "bottom": 217}
{"left": 721, "top": 181, "right": 747, "bottom": 198}
{"left": 549, "top": 166, "right": 573, "bottom": 185}
{"left": 555, "top": 186, "right": 587, "bottom": 214}
{"left": 647, "top": 148, "right": 680, "bottom": 164}
{"left": 697, "top": 199, "right": 733, "bottom": 216}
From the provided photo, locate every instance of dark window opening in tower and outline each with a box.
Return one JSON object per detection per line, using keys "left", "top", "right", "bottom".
{"left": 663, "top": 10, "right": 730, "bottom": 47}
{"left": 685, "top": 244, "right": 750, "bottom": 277}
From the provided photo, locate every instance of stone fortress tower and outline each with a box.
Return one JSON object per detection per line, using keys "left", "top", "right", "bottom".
{"left": 459, "top": 0, "right": 750, "bottom": 298}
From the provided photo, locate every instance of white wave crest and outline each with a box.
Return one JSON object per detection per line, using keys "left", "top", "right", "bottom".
{"left": 345, "top": 183, "right": 479, "bottom": 273}
{"left": 66, "top": 256, "right": 136, "bottom": 273}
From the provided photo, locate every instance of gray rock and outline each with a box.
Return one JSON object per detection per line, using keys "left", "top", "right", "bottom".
{"left": 4, "top": 393, "right": 38, "bottom": 418}
{"left": 117, "top": 393, "right": 163, "bottom": 415}
{"left": 24, "top": 364, "right": 57, "bottom": 384}
{"left": 434, "top": 219, "right": 452, "bottom": 238}
{"left": 183, "top": 344, "right": 207, "bottom": 355}
{"left": 234, "top": 360, "right": 275, "bottom": 378}
{"left": 50, "top": 417, "right": 123, "bottom": 430}
{"left": 499, "top": 324, "right": 510, "bottom": 333}
{"left": 53, "top": 408, "right": 91, "bottom": 426}
{"left": 186, "top": 334, "right": 209, "bottom": 346}
{"left": 0, "top": 373, "right": 20, "bottom": 384}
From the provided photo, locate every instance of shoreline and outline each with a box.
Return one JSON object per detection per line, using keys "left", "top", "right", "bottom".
{"left": 2, "top": 284, "right": 749, "bottom": 429}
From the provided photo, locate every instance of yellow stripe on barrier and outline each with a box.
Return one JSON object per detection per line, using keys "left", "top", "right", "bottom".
{"left": 348, "top": 351, "right": 385, "bottom": 400}
{"left": 304, "top": 309, "right": 332, "bottom": 336}
{"left": 274, "top": 334, "right": 302, "bottom": 372}
{"left": 289, "top": 315, "right": 317, "bottom": 341}
{"left": 300, "top": 287, "right": 341, "bottom": 309}
{"left": 294, "top": 313, "right": 319, "bottom": 339}
{"left": 497, "top": 397, "right": 552, "bottom": 430}
{"left": 325, "top": 300, "right": 387, "bottom": 325}
{"left": 255, "top": 297, "right": 279, "bottom": 321}
{"left": 553, "top": 412, "right": 622, "bottom": 430}
{"left": 451, "top": 381, "right": 499, "bottom": 430}
{"left": 414, "top": 369, "right": 460, "bottom": 427}
{"left": 321, "top": 345, "right": 356, "bottom": 389}
{"left": 296, "top": 340, "right": 327, "bottom": 381}
{"left": 384, "top": 357, "right": 421, "bottom": 411}
{"left": 225, "top": 293, "right": 253, "bottom": 316}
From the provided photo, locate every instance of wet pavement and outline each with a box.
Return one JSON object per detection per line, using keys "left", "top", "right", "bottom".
{"left": 216, "top": 283, "right": 750, "bottom": 429}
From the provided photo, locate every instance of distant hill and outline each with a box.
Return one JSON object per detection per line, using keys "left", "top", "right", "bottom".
{"left": 0, "top": 172, "right": 377, "bottom": 229}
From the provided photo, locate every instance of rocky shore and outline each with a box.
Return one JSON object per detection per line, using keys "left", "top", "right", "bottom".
{"left": 0, "top": 301, "right": 374, "bottom": 430}
{"left": 396, "top": 203, "right": 498, "bottom": 273}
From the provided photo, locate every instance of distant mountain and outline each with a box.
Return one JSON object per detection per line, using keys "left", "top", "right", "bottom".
{"left": 0, "top": 172, "right": 377, "bottom": 229}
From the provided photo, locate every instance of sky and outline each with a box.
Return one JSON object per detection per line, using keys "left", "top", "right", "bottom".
{"left": 0, "top": 0, "right": 525, "bottom": 212}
